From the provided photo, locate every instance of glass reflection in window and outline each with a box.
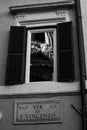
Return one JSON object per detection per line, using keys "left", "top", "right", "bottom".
{"left": 30, "top": 31, "right": 54, "bottom": 82}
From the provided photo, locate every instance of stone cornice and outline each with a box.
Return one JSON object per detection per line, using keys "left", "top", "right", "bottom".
{"left": 9, "top": 0, "right": 75, "bottom": 14}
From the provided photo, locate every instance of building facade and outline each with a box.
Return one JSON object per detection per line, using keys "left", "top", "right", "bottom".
{"left": 0, "top": 0, "right": 86, "bottom": 130}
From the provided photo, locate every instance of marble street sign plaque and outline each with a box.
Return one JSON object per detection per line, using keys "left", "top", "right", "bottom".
{"left": 14, "top": 99, "right": 62, "bottom": 124}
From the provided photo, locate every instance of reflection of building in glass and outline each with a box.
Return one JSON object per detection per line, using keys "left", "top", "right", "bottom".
{"left": 31, "top": 32, "right": 53, "bottom": 59}
{"left": 30, "top": 31, "right": 53, "bottom": 82}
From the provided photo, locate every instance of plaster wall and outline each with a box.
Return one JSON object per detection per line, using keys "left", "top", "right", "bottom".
{"left": 0, "top": 95, "right": 82, "bottom": 130}
{"left": 80, "top": 0, "right": 87, "bottom": 77}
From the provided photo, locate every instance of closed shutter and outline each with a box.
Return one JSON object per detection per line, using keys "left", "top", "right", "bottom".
{"left": 6, "top": 26, "right": 27, "bottom": 85}
{"left": 57, "top": 22, "right": 74, "bottom": 81}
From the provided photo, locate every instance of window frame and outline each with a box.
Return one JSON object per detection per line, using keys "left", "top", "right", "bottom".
{"left": 25, "top": 27, "right": 57, "bottom": 83}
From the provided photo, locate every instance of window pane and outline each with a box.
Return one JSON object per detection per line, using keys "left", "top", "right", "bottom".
{"left": 30, "top": 31, "right": 54, "bottom": 82}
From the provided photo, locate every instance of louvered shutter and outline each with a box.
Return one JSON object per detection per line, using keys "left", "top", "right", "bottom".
{"left": 6, "top": 26, "right": 27, "bottom": 85}
{"left": 57, "top": 22, "right": 74, "bottom": 81}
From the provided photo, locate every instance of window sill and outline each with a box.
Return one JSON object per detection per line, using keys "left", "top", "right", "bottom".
{"left": 0, "top": 81, "right": 80, "bottom": 96}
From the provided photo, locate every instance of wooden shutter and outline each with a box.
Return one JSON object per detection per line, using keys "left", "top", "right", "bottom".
{"left": 57, "top": 22, "right": 74, "bottom": 81}
{"left": 6, "top": 26, "right": 27, "bottom": 85}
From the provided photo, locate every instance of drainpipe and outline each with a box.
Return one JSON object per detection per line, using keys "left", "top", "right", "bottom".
{"left": 75, "top": 0, "right": 86, "bottom": 130}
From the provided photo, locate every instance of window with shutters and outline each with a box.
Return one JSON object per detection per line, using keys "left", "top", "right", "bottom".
{"left": 25, "top": 22, "right": 74, "bottom": 83}
{"left": 5, "top": 22, "right": 76, "bottom": 85}
{"left": 6, "top": 1, "right": 80, "bottom": 86}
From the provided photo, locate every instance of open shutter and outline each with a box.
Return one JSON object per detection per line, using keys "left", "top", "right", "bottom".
{"left": 6, "top": 26, "right": 27, "bottom": 85}
{"left": 57, "top": 22, "right": 74, "bottom": 81}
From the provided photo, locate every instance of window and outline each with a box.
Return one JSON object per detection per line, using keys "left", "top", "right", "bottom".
{"left": 5, "top": 21, "right": 75, "bottom": 85}
{"left": 26, "top": 29, "right": 55, "bottom": 83}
